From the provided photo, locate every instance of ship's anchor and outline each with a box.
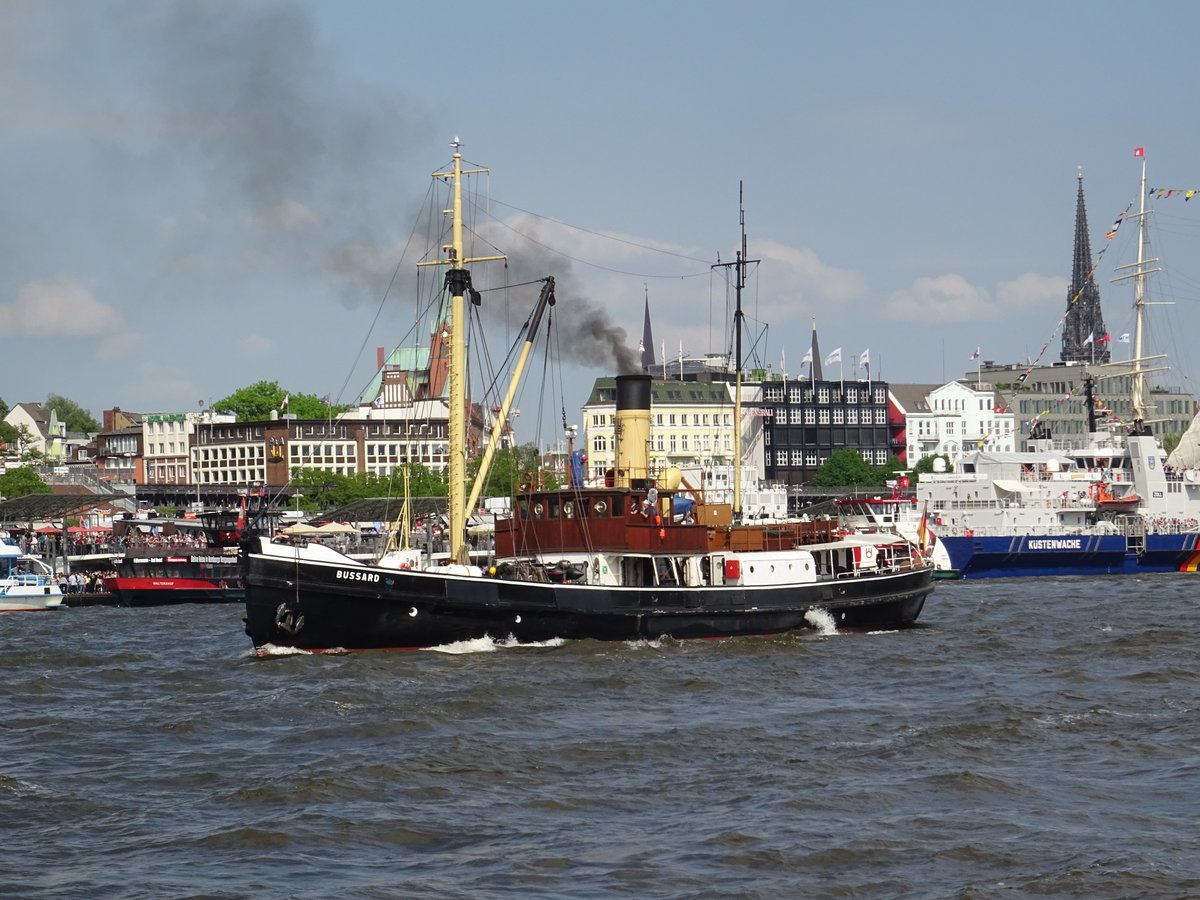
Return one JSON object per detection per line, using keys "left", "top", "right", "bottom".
{"left": 275, "top": 603, "right": 305, "bottom": 635}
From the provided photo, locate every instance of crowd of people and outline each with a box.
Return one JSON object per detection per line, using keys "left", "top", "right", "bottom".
{"left": 56, "top": 569, "right": 114, "bottom": 594}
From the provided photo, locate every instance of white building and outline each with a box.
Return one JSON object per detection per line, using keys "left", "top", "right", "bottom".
{"left": 581, "top": 376, "right": 767, "bottom": 493}
{"left": 892, "top": 380, "right": 1017, "bottom": 468}
{"left": 143, "top": 412, "right": 205, "bottom": 485}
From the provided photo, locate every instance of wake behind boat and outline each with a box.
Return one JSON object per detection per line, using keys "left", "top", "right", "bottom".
{"left": 240, "top": 147, "right": 934, "bottom": 651}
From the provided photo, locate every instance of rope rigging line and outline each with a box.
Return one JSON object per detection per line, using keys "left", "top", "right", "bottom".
{"left": 489, "top": 197, "right": 714, "bottom": 264}
{"left": 481, "top": 207, "right": 711, "bottom": 280}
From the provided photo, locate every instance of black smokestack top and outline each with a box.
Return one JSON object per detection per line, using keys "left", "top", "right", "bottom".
{"left": 616, "top": 373, "right": 652, "bottom": 412}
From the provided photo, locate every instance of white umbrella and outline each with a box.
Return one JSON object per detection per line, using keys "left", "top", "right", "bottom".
{"left": 317, "top": 521, "right": 356, "bottom": 534}
{"left": 283, "top": 522, "right": 321, "bottom": 535}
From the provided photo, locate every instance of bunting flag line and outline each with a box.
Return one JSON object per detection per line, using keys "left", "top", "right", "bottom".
{"left": 1147, "top": 187, "right": 1199, "bottom": 200}
{"left": 1106, "top": 212, "right": 1125, "bottom": 239}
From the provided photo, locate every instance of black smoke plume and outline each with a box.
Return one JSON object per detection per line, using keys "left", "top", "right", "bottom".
{"left": 490, "top": 224, "right": 638, "bottom": 375}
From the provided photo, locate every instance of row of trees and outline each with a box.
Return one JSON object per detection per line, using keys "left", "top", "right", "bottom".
{"left": 286, "top": 444, "right": 560, "bottom": 511}
{"left": 213, "top": 381, "right": 350, "bottom": 421}
{"left": 806, "top": 449, "right": 952, "bottom": 489}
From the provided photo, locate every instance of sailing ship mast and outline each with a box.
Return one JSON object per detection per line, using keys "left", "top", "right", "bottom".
{"left": 1112, "top": 150, "right": 1160, "bottom": 436}
{"left": 419, "top": 140, "right": 504, "bottom": 562}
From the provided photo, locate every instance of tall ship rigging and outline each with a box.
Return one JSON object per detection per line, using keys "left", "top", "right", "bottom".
{"left": 239, "top": 144, "right": 934, "bottom": 651}
{"left": 847, "top": 152, "right": 1200, "bottom": 578}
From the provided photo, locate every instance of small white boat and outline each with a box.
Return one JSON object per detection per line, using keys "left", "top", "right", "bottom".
{"left": 0, "top": 538, "right": 64, "bottom": 612}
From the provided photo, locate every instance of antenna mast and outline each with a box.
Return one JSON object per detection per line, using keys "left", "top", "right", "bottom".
{"left": 712, "top": 183, "right": 758, "bottom": 519}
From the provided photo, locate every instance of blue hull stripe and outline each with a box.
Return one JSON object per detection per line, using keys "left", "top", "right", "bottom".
{"left": 940, "top": 533, "right": 1200, "bottom": 578}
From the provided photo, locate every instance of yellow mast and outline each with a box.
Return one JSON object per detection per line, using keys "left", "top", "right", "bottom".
{"left": 420, "top": 141, "right": 504, "bottom": 563}
{"left": 463, "top": 278, "right": 556, "bottom": 523}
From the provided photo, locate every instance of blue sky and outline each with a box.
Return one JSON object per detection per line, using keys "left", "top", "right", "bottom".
{"left": 4, "top": 0, "right": 1199, "bottom": 443}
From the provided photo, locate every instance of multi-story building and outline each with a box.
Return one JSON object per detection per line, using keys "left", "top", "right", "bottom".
{"left": 2, "top": 402, "right": 66, "bottom": 461}
{"left": 974, "top": 360, "right": 1195, "bottom": 450}
{"left": 581, "top": 376, "right": 766, "bottom": 489}
{"left": 761, "top": 376, "right": 894, "bottom": 487}
{"left": 142, "top": 412, "right": 206, "bottom": 485}
{"left": 190, "top": 334, "right": 490, "bottom": 490}
{"left": 94, "top": 408, "right": 144, "bottom": 484}
{"left": 890, "top": 380, "right": 1017, "bottom": 468}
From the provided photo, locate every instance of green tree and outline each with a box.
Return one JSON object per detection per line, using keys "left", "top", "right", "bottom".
{"left": 0, "top": 398, "right": 18, "bottom": 449}
{"left": 45, "top": 394, "right": 101, "bottom": 433}
{"left": 385, "top": 463, "right": 449, "bottom": 498}
{"left": 910, "top": 453, "right": 953, "bottom": 483}
{"left": 1162, "top": 431, "right": 1182, "bottom": 455}
{"left": 213, "top": 380, "right": 351, "bottom": 422}
{"left": 288, "top": 468, "right": 363, "bottom": 511}
{"left": 0, "top": 466, "right": 52, "bottom": 500}
{"left": 467, "top": 443, "right": 560, "bottom": 498}
{"left": 809, "top": 448, "right": 889, "bottom": 489}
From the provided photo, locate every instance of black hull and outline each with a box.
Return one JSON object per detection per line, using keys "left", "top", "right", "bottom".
{"left": 115, "top": 588, "right": 246, "bottom": 607}
{"left": 243, "top": 554, "right": 932, "bottom": 651}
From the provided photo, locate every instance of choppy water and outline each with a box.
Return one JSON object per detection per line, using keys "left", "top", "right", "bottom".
{"left": 3, "top": 578, "right": 1198, "bottom": 899}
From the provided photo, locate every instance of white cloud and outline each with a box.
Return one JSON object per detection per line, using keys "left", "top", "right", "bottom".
{"left": 884, "top": 274, "right": 992, "bottom": 322}
{"left": 0, "top": 279, "right": 121, "bottom": 337}
{"left": 239, "top": 334, "right": 276, "bottom": 356}
{"left": 995, "top": 273, "right": 1067, "bottom": 309}
{"left": 754, "top": 239, "right": 870, "bottom": 303}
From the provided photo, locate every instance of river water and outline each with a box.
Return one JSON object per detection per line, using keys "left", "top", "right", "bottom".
{"left": 3, "top": 577, "right": 1198, "bottom": 899}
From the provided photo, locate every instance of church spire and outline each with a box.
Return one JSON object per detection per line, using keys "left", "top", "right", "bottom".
{"left": 1062, "top": 167, "right": 1110, "bottom": 364}
{"left": 640, "top": 286, "right": 656, "bottom": 371}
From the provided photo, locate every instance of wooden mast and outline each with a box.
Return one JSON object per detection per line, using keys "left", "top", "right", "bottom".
{"left": 421, "top": 140, "right": 504, "bottom": 563}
